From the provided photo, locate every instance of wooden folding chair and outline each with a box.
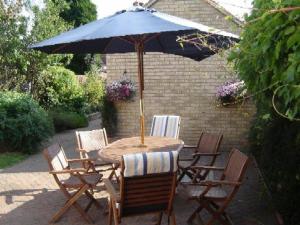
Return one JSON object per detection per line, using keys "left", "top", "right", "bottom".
{"left": 75, "top": 128, "right": 116, "bottom": 179}
{"left": 104, "top": 151, "right": 179, "bottom": 225}
{"left": 150, "top": 115, "right": 181, "bottom": 139}
{"left": 43, "top": 143, "right": 103, "bottom": 223}
{"left": 178, "top": 132, "right": 223, "bottom": 183}
{"left": 180, "top": 149, "right": 250, "bottom": 225}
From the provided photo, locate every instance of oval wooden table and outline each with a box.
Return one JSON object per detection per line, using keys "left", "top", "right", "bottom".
{"left": 98, "top": 136, "right": 184, "bottom": 164}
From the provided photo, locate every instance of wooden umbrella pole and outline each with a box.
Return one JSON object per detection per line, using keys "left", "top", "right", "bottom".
{"left": 136, "top": 41, "right": 145, "bottom": 145}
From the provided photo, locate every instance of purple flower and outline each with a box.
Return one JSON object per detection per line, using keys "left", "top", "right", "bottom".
{"left": 216, "top": 80, "right": 246, "bottom": 103}
{"left": 106, "top": 77, "right": 136, "bottom": 102}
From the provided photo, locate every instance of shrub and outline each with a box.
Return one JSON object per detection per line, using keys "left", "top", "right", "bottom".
{"left": 250, "top": 111, "right": 300, "bottom": 224}
{"left": 101, "top": 99, "right": 117, "bottom": 136}
{"left": 228, "top": 0, "right": 300, "bottom": 223}
{"left": 34, "top": 66, "right": 86, "bottom": 113}
{"left": 49, "top": 108, "right": 88, "bottom": 132}
{"left": 0, "top": 91, "right": 54, "bottom": 153}
{"left": 83, "top": 68, "right": 106, "bottom": 113}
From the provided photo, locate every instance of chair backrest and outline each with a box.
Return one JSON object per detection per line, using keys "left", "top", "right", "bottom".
{"left": 197, "top": 132, "right": 223, "bottom": 153}
{"left": 43, "top": 143, "right": 69, "bottom": 172}
{"left": 222, "top": 149, "right": 250, "bottom": 183}
{"left": 119, "top": 151, "right": 178, "bottom": 217}
{"left": 75, "top": 129, "right": 108, "bottom": 155}
{"left": 150, "top": 115, "right": 181, "bottom": 139}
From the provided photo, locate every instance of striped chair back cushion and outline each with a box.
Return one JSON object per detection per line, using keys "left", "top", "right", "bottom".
{"left": 150, "top": 115, "right": 181, "bottom": 139}
{"left": 123, "top": 151, "right": 178, "bottom": 177}
{"left": 77, "top": 129, "right": 108, "bottom": 152}
{"left": 120, "top": 151, "right": 178, "bottom": 216}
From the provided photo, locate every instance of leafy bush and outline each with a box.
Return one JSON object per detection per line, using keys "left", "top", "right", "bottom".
{"left": 101, "top": 99, "right": 117, "bottom": 136}
{"left": 228, "top": 0, "right": 300, "bottom": 223}
{"left": 83, "top": 68, "right": 106, "bottom": 113}
{"left": 49, "top": 108, "right": 88, "bottom": 132}
{"left": 35, "top": 66, "right": 86, "bottom": 112}
{"left": 0, "top": 0, "right": 72, "bottom": 90}
{"left": 250, "top": 111, "right": 300, "bottom": 224}
{"left": 0, "top": 91, "right": 54, "bottom": 153}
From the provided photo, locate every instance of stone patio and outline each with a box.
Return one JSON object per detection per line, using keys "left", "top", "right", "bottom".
{"left": 0, "top": 119, "right": 278, "bottom": 225}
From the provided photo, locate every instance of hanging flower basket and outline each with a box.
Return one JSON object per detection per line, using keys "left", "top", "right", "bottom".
{"left": 216, "top": 80, "right": 247, "bottom": 106}
{"left": 106, "top": 77, "right": 136, "bottom": 102}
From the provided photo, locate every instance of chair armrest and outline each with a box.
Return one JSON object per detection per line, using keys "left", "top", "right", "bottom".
{"left": 182, "top": 180, "right": 241, "bottom": 187}
{"left": 199, "top": 180, "right": 241, "bottom": 186}
{"left": 178, "top": 158, "right": 194, "bottom": 161}
{"left": 183, "top": 145, "right": 197, "bottom": 149}
{"left": 67, "top": 158, "right": 96, "bottom": 163}
{"left": 192, "top": 152, "right": 221, "bottom": 157}
{"left": 49, "top": 168, "right": 87, "bottom": 174}
{"left": 103, "top": 179, "right": 120, "bottom": 202}
{"left": 190, "top": 166, "right": 225, "bottom": 171}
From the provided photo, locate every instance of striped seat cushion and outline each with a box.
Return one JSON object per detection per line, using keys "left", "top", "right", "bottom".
{"left": 150, "top": 115, "right": 181, "bottom": 139}
{"left": 123, "top": 151, "right": 178, "bottom": 177}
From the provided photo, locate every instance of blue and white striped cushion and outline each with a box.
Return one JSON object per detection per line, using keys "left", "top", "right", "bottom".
{"left": 123, "top": 151, "right": 178, "bottom": 177}
{"left": 150, "top": 115, "right": 180, "bottom": 139}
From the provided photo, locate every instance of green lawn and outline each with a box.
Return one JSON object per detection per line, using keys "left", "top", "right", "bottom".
{"left": 0, "top": 152, "right": 27, "bottom": 169}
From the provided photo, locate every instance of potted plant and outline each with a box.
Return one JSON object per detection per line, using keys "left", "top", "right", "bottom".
{"left": 216, "top": 80, "right": 247, "bottom": 106}
{"left": 106, "top": 76, "right": 136, "bottom": 102}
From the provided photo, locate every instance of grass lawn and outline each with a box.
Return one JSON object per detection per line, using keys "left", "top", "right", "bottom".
{"left": 0, "top": 152, "right": 27, "bottom": 169}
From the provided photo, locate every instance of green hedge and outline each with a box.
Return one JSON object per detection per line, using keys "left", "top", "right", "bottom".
{"left": 0, "top": 91, "right": 54, "bottom": 153}
{"left": 34, "top": 66, "right": 86, "bottom": 113}
{"left": 83, "top": 70, "right": 106, "bottom": 113}
{"left": 250, "top": 111, "right": 300, "bottom": 224}
{"left": 49, "top": 109, "right": 88, "bottom": 132}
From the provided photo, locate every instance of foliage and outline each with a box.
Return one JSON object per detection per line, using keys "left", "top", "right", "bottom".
{"left": 228, "top": 0, "right": 300, "bottom": 120}
{"left": 0, "top": 152, "right": 27, "bottom": 169}
{"left": 106, "top": 77, "right": 136, "bottom": 102}
{"left": 59, "top": 0, "right": 97, "bottom": 27}
{"left": 249, "top": 111, "right": 300, "bottom": 224}
{"left": 228, "top": 0, "right": 300, "bottom": 223}
{"left": 216, "top": 80, "right": 246, "bottom": 105}
{"left": 49, "top": 108, "right": 88, "bottom": 132}
{"left": 59, "top": 0, "right": 97, "bottom": 74}
{"left": 0, "top": 91, "right": 54, "bottom": 153}
{"left": 34, "top": 66, "right": 86, "bottom": 112}
{"left": 83, "top": 66, "right": 106, "bottom": 113}
{"left": 0, "top": 0, "right": 72, "bottom": 91}
{"left": 101, "top": 99, "right": 117, "bottom": 136}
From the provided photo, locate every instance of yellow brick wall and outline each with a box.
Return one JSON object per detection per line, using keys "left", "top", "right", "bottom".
{"left": 106, "top": 0, "right": 256, "bottom": 151}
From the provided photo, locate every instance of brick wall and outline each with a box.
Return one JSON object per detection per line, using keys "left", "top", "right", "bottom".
{"left": 106, "top": 0, "right": 256, "bottom": 151}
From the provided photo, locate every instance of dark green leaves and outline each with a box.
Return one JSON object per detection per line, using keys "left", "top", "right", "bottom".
{"left": 229, "top": 0, "right": 300, "bottom": 120}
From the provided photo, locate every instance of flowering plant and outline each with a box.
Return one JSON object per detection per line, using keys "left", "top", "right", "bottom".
{"left": 216, "top": 80, "right": 247, "bottom": 105}
{"left": 106, "top": 77, "right": 136, "bottom": 102}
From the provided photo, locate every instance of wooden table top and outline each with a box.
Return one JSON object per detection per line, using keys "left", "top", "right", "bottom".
{"left": 98, "top": 136, "right": 184, "bottom": 163}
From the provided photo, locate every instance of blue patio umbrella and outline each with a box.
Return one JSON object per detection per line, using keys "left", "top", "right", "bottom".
{"left": 31, "top": 6, "right": 239, "bottom": 145}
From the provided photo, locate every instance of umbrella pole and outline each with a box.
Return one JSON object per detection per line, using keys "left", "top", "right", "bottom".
{"left": 136, "top": 42, "right": 145, "bottom": 145}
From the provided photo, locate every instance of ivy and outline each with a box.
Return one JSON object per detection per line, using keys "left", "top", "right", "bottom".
{"left": 228, "top": 0, "right": 300, "bottom": 120}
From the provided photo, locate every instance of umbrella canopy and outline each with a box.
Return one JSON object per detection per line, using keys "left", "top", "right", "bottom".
{"left": 31, "top": 6, "right": 239, "bottom": 145}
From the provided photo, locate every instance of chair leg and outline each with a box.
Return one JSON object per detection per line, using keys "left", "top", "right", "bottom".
{"left": 187, "top": 205, "right": 203, "bottom": 224}
{"left": 203, "top": 202, "right": 230, "bottom": 225}
{"left": 108, "top": 199, "right": 113, "bottom": 225}
{"left": 155, "top": 212, "right": 163, "bottom": 225}
{"left": 85, "top": 190, "right": 101, "bottom": 209}
{"left": 111, "top": 199, "right": 119, "bottom": 225}
{"left": 51, "top": 184, "right": 93, "bottom": 224}
{"left": 170, "top": 212, "right": 176, "bottom": 225}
